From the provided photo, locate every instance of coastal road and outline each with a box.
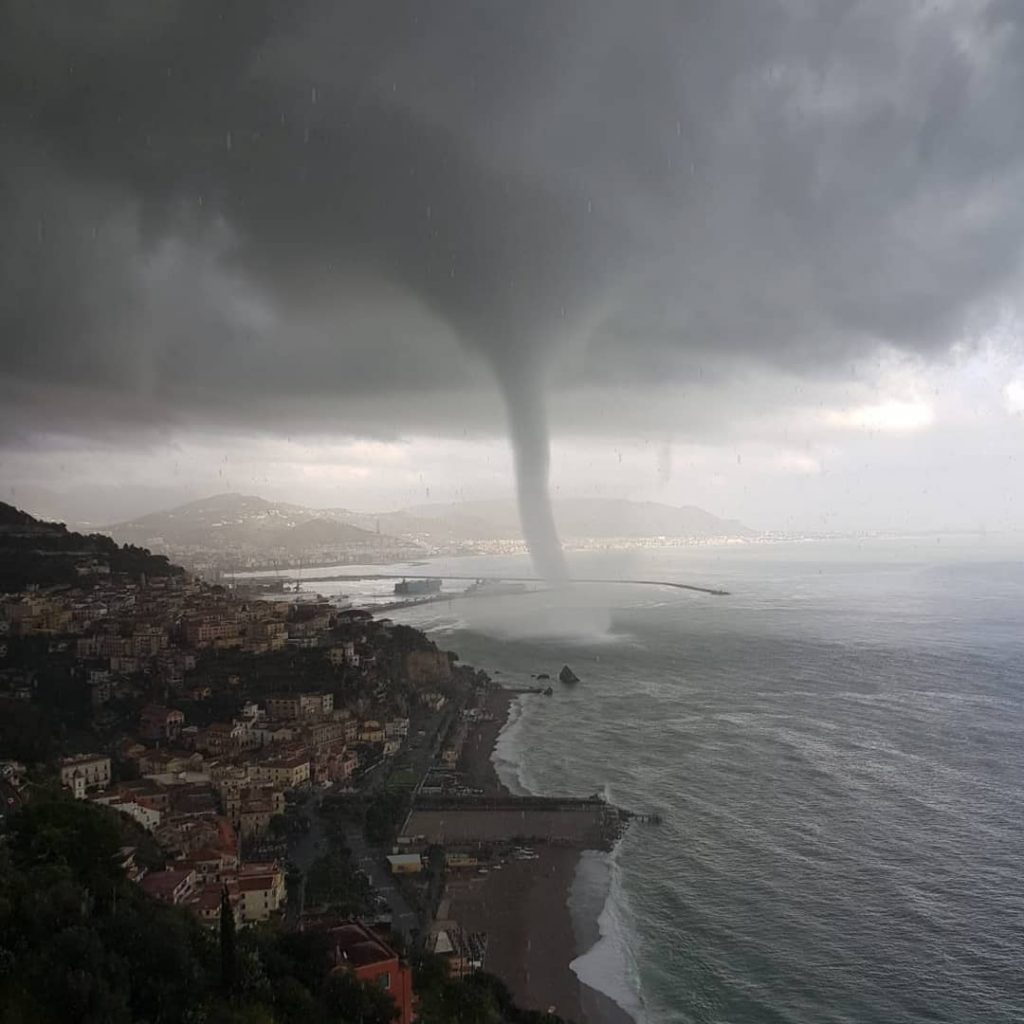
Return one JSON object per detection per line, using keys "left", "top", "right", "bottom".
{"left": 342, "top": 822, "right": 419, "bottom": 940}
{"left": 286, "top": 688, "right": 469, "bottom": 937}
{"left": 342, "top": 702, "right": 463, "bottom": 941}
{"left": 284, "top": 792, "right": 418, "bottom": 937}
{"left": 347, "top": 694, "right": 469, "bottom": 941}
{"left": 285, "top": 794, "right": 326, "bottom": 924}
{"left": 283, "top": 790, "right": 418, "bottom": 937}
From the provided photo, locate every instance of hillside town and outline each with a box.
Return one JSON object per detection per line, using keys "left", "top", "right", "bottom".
{"left": 0, "top": 502, "right": 626, "bottom": 1022}
{"left": 1, "top": 567, "right": 455, "bottom": 884}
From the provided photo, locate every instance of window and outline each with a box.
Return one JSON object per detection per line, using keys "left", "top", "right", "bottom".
{"left": 377, "top": 972, "right": 390, "bottom": 990}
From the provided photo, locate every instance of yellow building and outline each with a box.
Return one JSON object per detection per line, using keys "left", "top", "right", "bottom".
{"left": 238, "top": 863, "right": 286, "bottom": 923}
{"left": 257, "top": 756, "right": 310, "bottom": 790}
{"left": 359, "top": 720, "right": 385, "bottom": 743}
{"left": 444, "top": 851, "right": 480, "bottom": 869}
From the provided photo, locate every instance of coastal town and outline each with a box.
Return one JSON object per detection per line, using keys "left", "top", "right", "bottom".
{"left": 0, "top": 501, "right": 638, "bottom": 1023}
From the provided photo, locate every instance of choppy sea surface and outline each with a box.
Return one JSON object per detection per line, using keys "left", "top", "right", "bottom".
{"left": 365, "top": 538, "right": 1023, "bottom": 1022}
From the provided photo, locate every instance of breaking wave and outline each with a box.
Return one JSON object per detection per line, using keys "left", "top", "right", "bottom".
{"left": 569, "top": 841, "right": 647, "bottom": 1024}
{"left": 491, "top": 693, "right": 533, "bottom": 795}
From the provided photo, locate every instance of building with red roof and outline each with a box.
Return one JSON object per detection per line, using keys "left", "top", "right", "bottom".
{"left": 139, "top": 867, "right": 196, "bottom": 905}
{"left": 327, "top": 921, "right": 414, "bottom": 1024}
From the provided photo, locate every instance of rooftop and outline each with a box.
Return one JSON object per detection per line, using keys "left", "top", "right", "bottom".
{"left": 238, "top": 874, "right": 278, "bottom": 892}
{"left": 187, "top": 888, "right": 223, "bottom": 913}
{"left": 386, "top": 854, "right": 422, "bottom": 867}
{"left": 328, "top": 922, "right": 398, "bottom": 969}
{"left": 60, "top": 753, "right": 108, "bottom": 766}
{"left": 140, "top": 868, "right": 193, "bottom": 899}
{"left": 239, "top": 861, "right": 279, "bottom": 876}
{"left": 261, "top": 755, "right": 309, "bottom": 769}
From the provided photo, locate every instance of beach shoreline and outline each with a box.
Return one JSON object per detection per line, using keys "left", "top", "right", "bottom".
{"left": 448, "top": 686, "right": 636, "bottom": 1024}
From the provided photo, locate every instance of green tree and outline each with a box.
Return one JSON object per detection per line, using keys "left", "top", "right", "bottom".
{"left": 364, "top": 791, "right": 409, "bottom": 847}
{"left": 0, "top": 793, "right": 572, "bottom": 1024}
{"left": 416, "top": 976, "right": 500, "bottom": 1024}
{"left": 411, "top": 951, "right": 449, "bottom": 992}
{"left": 220, "top": 886, "right": 237, "bottom": 997}
{"left": 9, "top": 793, "right": 122, "bottom": 895}
{"left": 304, "top": 850, "right": 373, "bottom": 915}
{"left": 322, "top": 971, "right": 397, "bottom": 1024}
{"left": 205, "top": 1004, "right": 276, "bottom": 1024}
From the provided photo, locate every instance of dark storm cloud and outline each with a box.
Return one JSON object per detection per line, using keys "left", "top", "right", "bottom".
{"left": 1, "top": 2, "right": 617, "bottom": 424}
{"left": 3, "top": 1, "right": 1024, "bottom": 563}
{"left": 5, "top": 0, "right": 1024, "bottom": 427}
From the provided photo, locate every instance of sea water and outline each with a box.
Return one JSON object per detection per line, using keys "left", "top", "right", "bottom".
{"left": 395, "top": 538, "right": 1024, "bottom": 1023}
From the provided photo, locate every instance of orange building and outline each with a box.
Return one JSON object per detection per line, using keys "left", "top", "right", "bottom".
{"left": 327, "top": 922, "right": 414, "bottom": 1024}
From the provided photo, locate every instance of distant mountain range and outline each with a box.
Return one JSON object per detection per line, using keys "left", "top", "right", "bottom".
{"left": 105, "top": 493, "right": 406, "bottom": 556}
{"left": 387, "top": 497, "right": 753, "bottom": 541}
{"left": 105, "top": 493, "right": 753, "bottom": 562}
{"left": 340, "top": 497, "right": 753, "bottom": 544}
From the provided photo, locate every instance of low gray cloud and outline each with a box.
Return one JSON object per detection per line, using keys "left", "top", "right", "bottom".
{"left": 3, "top": 1, "right": 1024, "bottom": 556}
{"left": 4, "top": 2, "right": 1022, "bottom": 418}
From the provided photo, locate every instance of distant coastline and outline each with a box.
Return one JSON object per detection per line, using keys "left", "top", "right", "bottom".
{"left": 220, "top": 526, "right": 1024, "bottom": 584}
{"left": 93, "top": 491, "right": 755, "bottom": 579}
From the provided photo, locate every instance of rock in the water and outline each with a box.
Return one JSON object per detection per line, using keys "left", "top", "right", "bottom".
{"left": 536, "top": 673, "right": 550, "bottom": 681}
{"left": 559, "top": 665, "right": 580, "bottom": 685}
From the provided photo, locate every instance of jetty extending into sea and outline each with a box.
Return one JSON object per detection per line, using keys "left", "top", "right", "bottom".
{"left": 243, "top": 570, "right": 730, "bottom": 596}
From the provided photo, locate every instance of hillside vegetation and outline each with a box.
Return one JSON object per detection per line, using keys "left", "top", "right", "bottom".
{"left": 0, "top": 503, "right": 181, "bottom": 592}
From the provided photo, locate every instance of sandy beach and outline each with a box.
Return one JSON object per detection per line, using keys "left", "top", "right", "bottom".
{"left": 460, "top": 686, "right": 518, "bottom": 795}
{"left": 448, "top": 687, "right": 635, "bottom": 1024}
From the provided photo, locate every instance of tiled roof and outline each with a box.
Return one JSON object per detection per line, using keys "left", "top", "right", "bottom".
{"left": 239, "top": 861, "right": 277, "bottom": 875}
{"left": 140, "top": 868, "right": 193, "bottom": 899}
{"left": 187, "top": 888, "right": 223, "bottom": 912}
{"left": 328, "top": 922, "right": 397, "bottom": 968}
{"left": 238, "top": 874, "right": 277, "bottom": 892}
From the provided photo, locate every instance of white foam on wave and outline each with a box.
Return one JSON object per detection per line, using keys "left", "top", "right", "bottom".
{"left": 491, "top": 698, "right": 647, "bottom": 1021}
{"left": 456, "top": 593, "right": 628, "bottom": 644}
{"left": 491, "top": 694, "right": 533, "bottom": 795}
{"left": 570, "top": 839, "right": 647, "bottom": 1024}
{"left": 424, "top": 619, "right": 467, "bottom": 635}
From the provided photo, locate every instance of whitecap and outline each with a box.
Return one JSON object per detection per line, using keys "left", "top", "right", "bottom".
{"left": 491, "top": 694, "right": 533, "bottom": 795}
{"left": 570, "top": 840, "right": 647, "bottom": 1024}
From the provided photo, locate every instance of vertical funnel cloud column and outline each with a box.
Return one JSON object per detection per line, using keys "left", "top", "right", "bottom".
{"left": 498, "top": 357, "right": 568, "bottom": 582}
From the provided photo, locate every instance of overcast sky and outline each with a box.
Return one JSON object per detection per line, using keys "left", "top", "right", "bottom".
{"left": 2, "top": 2, "right": 1024, "bottom": 535}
